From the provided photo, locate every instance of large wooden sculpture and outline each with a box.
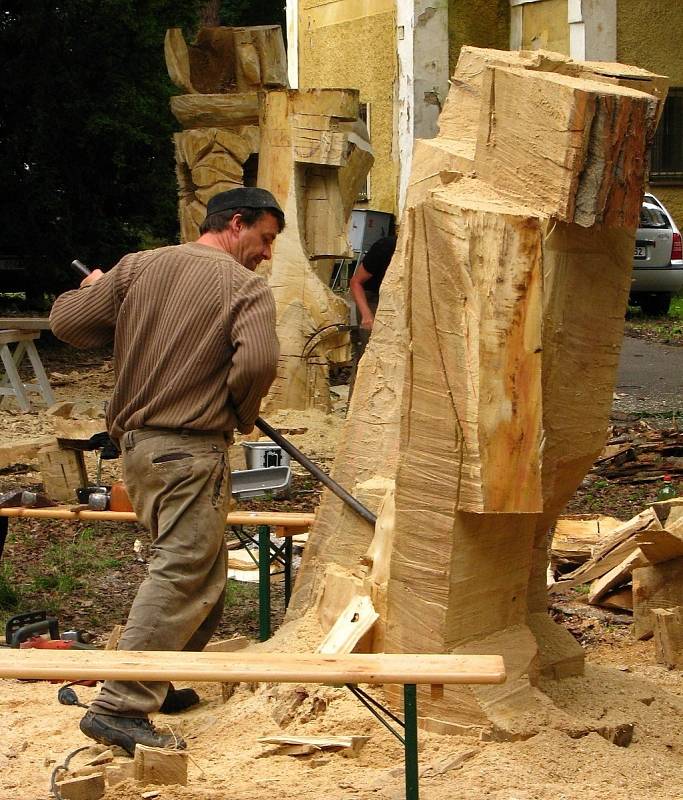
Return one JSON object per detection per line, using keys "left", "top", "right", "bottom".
{"left": 281, "top": 48, "right": 667, "bottom": 738}
{"left": 165, "top": 27, "right": 373, "bottom": 411}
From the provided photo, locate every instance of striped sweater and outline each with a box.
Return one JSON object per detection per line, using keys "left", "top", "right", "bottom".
{"left": 50, "top": 243, "right": 279, "bottom": 441}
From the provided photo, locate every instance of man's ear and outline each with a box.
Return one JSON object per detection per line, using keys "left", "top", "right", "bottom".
{"left": 230, "top": 213, "right": 244, "bottom": 233}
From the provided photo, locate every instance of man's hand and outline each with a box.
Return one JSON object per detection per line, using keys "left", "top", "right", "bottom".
{"left": 80, "top": 268, "right": 104, "bottom": 288}
{"left": 360, "top": 313, "right": 374, "bottom": 332}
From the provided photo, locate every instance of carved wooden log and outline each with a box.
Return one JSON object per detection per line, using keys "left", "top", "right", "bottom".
{"left": 284, "top": 48, "right": 666, "bottom": 738}
{"left": 257, "top": 89, "right": 373, "bottom": 412}
{"left": 166, "top": 27, "right": 373, "bottom": 411}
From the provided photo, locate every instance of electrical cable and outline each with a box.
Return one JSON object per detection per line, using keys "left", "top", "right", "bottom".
{"left": 301, "top": 323, "right": 355, "bottom": 361}
{"left": 57, "top": 681, "right": 89, "bottom": 709}
{"left": 50, "top": 745, "right": 91, "bottom": 799}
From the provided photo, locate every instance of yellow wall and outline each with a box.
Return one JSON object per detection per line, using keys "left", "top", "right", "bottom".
{"left": 447, "top": 0, "right": 509, "bottom": 73}
{"left": 520, "top": 0, "right": 569, "bottom": 54}
{"left": 618, "top": 0, "right": 683, "bottom": 229}
{"left": 298, "top": 0, "right": 398, "bottom": 215}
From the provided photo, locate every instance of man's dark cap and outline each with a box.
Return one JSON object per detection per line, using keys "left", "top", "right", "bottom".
{"left": 206, "top": 187, "right": 283, "bottom": 217}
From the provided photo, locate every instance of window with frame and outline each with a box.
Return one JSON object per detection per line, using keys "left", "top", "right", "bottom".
{"left": 650, "top": 87, "right": 683, "bottom": 183}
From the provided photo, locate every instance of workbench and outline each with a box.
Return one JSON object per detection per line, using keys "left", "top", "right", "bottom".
{"left": 0, "top": 318, "right": 54, "bottom": 411}
{"left": 0, "top": 508, "right": 314, "bottom": 641}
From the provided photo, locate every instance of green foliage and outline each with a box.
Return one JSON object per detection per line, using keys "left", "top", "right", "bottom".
{"left": 0, "top": 564, "right": 19, "bottom": 612}
{"left": 26, "top": 527, "right": 120, "bottom": 597}
{"left": 0, "top": 1, "right": 206, "bottom": 293}
{"left": 224, "top": 578, "right": 259, "bottom": 628}
{"left": 219, "top": 0, "right": 285, "bottom": 29}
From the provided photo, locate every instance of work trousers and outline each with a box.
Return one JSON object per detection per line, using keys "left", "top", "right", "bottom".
{"left": 90, "top": 428, "right": 231, "bottom": 717}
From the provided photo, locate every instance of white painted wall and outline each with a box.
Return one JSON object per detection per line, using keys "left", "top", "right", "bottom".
{"left": 568, "top": 0, "right": 617, "bottom": 61}
{"left": 396, "top": 0, "right": 415, "bottom": 215}
{"left": 396, "top": 0, "right": 449, "bottom": 214}
{"left": 509, "top": 0, "right": 617, "bottom": 61}
{"left": 285, "top": 0, "right": 299, "bottom": 88}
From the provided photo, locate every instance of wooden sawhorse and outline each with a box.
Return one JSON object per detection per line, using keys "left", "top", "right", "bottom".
{"left": 0, "top": 328, "right": 55, "bottom": 411}
{"left": 0, "top": 649, "right": 506, "bottom": 800}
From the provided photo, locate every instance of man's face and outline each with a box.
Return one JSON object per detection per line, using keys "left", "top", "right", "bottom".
{"left": 233, "top": 212, "right": 280, "bottom": 270}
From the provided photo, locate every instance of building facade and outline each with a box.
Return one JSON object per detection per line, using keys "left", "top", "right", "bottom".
{"left": 287, "top": 0, "right": 682, "bottom": 226}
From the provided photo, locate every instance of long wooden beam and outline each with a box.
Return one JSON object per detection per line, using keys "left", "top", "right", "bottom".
{"left": 0, "top": 649, "right": 506, "bottom": 685}
{"left": 0, "top": 508, "right": 314, "bottom": 529}
{"left": 0, "top": 317, "right": 51, "bottom": 330}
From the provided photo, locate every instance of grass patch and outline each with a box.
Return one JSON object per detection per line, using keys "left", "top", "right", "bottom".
{"left": 0, "top": 523, "right": 133, "bottom": 633}
{"left": 0, "top": 564, "right": 19, "bottom": 612}
{"left": 25, "top": 527, "right": 121, "bottom": 597}
{"left": 625, "top": 293, "right": 683, "bottom": 346}
{"left": 224, "top": 579, "right": 260, "bottom": 630}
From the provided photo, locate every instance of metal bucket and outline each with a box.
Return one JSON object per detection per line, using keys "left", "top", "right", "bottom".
{"left": 241, "top": 441, "right": 291, "bottom": 470}
{"left": 231, "top": 467, "right": 292, "bottom": 500}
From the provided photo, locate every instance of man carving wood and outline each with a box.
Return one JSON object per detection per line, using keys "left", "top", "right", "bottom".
{"left": 50, "top": 187, "right": 283, "bottom": 755}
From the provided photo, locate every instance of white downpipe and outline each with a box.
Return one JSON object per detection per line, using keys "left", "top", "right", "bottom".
{"left": 396, "top": 0, "right": 414, "bottom": 216}
{"left": 285, "top": 0, "right": 299, "bottom": 88}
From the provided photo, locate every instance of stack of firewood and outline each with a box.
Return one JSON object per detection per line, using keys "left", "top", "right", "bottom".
{"left": 550, "top": 498, "right": 683, "bottom": 668}
{"left": 591, "top": 424, "right": 682, "bottom": 484}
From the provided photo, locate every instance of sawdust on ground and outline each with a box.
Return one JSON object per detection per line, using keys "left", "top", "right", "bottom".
{"left": 2, "top": 630, "right": 683, "bottom": 800}
{"left": 2, "top": 346, "right": 683, "bottom": 799}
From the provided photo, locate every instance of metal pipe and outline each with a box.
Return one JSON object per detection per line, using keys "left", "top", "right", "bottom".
{"left": 254, "top": 416, "right": 377, "bottom": 526}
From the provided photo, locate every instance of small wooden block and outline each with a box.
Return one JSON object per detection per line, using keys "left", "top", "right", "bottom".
{"left": 430, "top": 684, "right": 445, "bottom": 700}
{"left": 652, "top": 606, "right": 683, "bottom": 669}
{"left": 55, "top": 772, "right": 105, "bottom": 800}
{"left": 83, "top": 748, "right": 113, "bottom": 767}
{"left": 134, "top": 744, "right": 188, "bottom": 786}
{"left": 105, "top": 762, "right": 135, "bottom": 786}
{"left": 38, "top": 443, "right": 88, "bottom": 502}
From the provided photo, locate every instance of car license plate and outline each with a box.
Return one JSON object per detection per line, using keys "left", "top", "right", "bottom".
{"left": 634, "top": 245, "right": 647, "bottom": 259}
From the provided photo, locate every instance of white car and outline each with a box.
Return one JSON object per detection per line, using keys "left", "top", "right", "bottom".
{"left": 630, "top": 193, "right": 683, "bottom": 315}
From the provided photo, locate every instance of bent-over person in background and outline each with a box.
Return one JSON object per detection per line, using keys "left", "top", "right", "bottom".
{"left": 50, "top": 187, "right": 284, "bottom": 755}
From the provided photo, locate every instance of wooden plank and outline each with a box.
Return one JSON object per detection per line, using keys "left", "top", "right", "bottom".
{"left": 317, "top": 595, "right": 379, "bottom": 654}
{"left": 550, "top": 507, "right": 662, "bottom": 592}
{"left": 0, "top": 508, "right": 314, "bottom": 528}
{"left": 0, "top": 318, "right": 50, "bottom": 330}
{"left": 587, "top": 549, "right": 642, "bottom": 604}
{"left": 0, "top": 329, "right": 39, "bottom": 345}
{"left": 0, "top": 650, "right": 506, "bottom": 685}
{"left": 551, "top": 514, "right": 623, "bottom": 565}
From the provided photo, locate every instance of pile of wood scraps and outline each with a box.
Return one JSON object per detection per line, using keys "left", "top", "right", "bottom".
{"left": 550, "top": 499, "right": 683, "bottom": 667}
{"left": 590, "top": 424, "right": 682, "bottom": 484}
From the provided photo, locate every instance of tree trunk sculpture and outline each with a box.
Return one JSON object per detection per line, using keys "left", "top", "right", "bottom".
{"left": 281, "top": 48, "right": 667, "bottom": 739}
{"left": 165, "top": 26, "right": 373, "bottom": 412}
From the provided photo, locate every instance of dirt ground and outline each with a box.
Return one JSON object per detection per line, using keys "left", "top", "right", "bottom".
{"left": 1, "top": 333, "right": 682, "bottom": 800}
